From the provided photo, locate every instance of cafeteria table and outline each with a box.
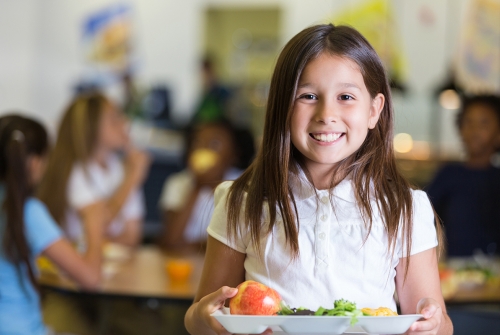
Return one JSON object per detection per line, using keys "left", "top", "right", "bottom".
{"left": 40, "top": 245, "right": 204, "bottom": 335}
{"left": 40, "top": 245, "right": 204, "bottom": 302}
{"left": 40, "top": 246, "right": 500, "bottom": 334}
{"left": 446, "top": 283, "right": 500, "bottom": 305}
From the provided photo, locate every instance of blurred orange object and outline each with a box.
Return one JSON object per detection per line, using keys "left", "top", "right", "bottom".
{"left": 439, "top": 267, "right": 458, "bottom": 299}
{"left": 165, "top": 259, "right": 193, "bottom": 283}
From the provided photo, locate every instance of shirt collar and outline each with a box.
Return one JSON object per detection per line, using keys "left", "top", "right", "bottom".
{"left": 289, "top": 168, "right": 357, "bottom": 203}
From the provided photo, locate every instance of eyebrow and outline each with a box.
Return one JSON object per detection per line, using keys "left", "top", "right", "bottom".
{"left": 297, "top": 82, "right": 313, "bottom": 89}
{"left": 339, "top": 82, "right": 361, "bottom": 90}
{"left": 297, "top": 82, "right": 361, "bottom": 90}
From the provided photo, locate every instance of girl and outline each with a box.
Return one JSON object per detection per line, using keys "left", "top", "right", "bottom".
{"left": 159, "top": 119, "right": 253, "bottom": 252}
{"left": 185, "top": 24, "right": 453, "bottom": 335}
{"left": 0, "top": 115, "right": 103, "bottom": 335}
{"left": 38, "top": 92, "right": 150, "bottom": 249}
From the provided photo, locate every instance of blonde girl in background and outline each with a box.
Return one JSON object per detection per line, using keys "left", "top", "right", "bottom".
{"left": 0, "top": 115, "right": 103, "bottom": 335}
{"left": 38, "top": 92, "right": 150, "bottom": 334}
{"left": 38, "top": 92, "right": 150, "bottom": 249}
{"left": 185, "top": 24, "right": 453, "bottom": 335}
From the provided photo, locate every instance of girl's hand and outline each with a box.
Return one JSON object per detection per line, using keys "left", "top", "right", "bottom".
{"left": 194, "top": 286, "right": 273, "bottom": 335}
{"left": 80, "top": 201, "right": 109, "bottom": 238}
{"left": 407, "top": 298, "right": 442, "bottom": 334}
{"left": 124, "top": 147, "right": 151, "bottom": 186}
{"left": 189, "top": 151, "right": 226, "bottom": 189}
{"left": 193, "top": 163, "right": 226, "bottom": 190}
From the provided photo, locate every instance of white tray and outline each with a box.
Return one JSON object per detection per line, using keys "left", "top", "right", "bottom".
{"left": 211, "top": 308, "right": 422, "bottom": 334}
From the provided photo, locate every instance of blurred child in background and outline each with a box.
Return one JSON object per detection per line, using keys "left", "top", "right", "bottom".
{"left": 159, "top": 119, "right": 254, "bottom": 253}
{"left": 38, "top": 92, "right": 150, "bottom": 249}
{"left": 37, "top": 92, "right": 150, "bottom": 334}
{"left": 191, "top": 57, "right": 232, "bottom": 124}
{"left": 427, "top": 95, "right": 500, "bottom": 257}
{"left": 0, "top": 115, "right": 103, "bottom": 335}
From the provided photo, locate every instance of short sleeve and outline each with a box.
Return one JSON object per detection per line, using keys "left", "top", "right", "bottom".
{"left": 67, "top": 164, "right": 102, "bottom": 209}
{"left": 24, "top": 198, "right": 63, "bottom": 256}
{"left": 206, "top": 181, "right": 249, "bottom": 253}
{"left": 159, "top": 171, "right": 192, "bottom": 211}
{"left": 399, "top": 190, "right": 439, "bottom": 257}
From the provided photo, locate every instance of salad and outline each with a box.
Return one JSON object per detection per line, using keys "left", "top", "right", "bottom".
{"left": 279, "top": 299, "right": 363, "bottom": 325}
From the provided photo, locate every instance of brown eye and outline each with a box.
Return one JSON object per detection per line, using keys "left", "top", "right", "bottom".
{"left": 339, "top": 94, "right": 353, "bottom": 100}
{"left": 300, "top": 94, "right": 317, "bottom": 100}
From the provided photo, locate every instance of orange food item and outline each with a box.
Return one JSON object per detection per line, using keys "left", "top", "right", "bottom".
{"left": 361, "top": 307, "right": 398, "bottom": 316}
{"left": 165, "top": 259, "right": 193, "bottom": 282}
{"left": 439, "top": 268, "right": 458, "bottom": 299}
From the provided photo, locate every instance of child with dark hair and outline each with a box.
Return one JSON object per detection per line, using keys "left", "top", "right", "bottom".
{"left": 185, "top": 24, "right": 452, "bottom": 335}
{"left": 0, "top": 114, "right": 103, "bottom": 335}
{"left": 159, "top": 119, "right": 254, "bottom": 252}
{"left": 427, "top": 95, "right": 500, "bottom": 257}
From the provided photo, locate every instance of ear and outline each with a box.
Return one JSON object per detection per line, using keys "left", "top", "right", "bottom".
{"left": 368, "top": 93, "right": 385, "bottom": 129}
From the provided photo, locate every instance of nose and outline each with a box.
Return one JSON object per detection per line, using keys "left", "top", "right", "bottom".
{"left": 314, "top": 101, "right": 337, "bottom": 124}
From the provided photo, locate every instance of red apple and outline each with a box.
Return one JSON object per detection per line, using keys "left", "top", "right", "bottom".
{"left": 229, "top": 280, "right": 281, "bottom": 315}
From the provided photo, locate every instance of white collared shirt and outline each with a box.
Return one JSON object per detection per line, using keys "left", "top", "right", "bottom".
{"left": 65, "top": 154, "right": 145, "bottom": 245}
{"left": 207, "top": 172, "right": 438, "bottom": 311}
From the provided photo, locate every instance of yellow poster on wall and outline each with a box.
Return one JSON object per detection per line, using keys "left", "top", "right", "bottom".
{"left": 455, "top": 0, "right": 500, "bottom": 94}
{"left": 329, "top": 0, "right": 407, "bottom": 86}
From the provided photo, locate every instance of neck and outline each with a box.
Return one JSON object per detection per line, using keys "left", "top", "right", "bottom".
{"left": 307, "top": 164, "right": 344, "bottom": 190}
{"left": 92, "top": 148, "right": 110, "bottom": 168}
{"left": 466, "top": 153, "right": 493, "bottom": 169}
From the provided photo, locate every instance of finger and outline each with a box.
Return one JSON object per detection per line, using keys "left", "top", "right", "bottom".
{"left": 207, "top": 286, "right": 238, "bottom": 311}
{"left": 420, "top": 304, "right": 438, "bottom": 319}
{"left": 410, "top": 317, "right": 439, "bottom": 332}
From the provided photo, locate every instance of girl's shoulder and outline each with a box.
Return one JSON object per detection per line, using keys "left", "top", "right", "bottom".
{"left": 25, "top": 198, "right": 61, "bottom": 229}
{"left": 214, "top": 180, "right": 235, "bottom": 201}
{"left": 408, "top": 188, "right": 434, "bottom": 218}
{"left": 25, "top": 197, "right": 51, "bottom": 216}
{"left": 24, "top": 198, "right": 63, "bottom": 254}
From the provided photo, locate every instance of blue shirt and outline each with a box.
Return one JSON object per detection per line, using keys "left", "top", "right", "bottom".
{"left": 0, "top": 187, "right": 62, "bottom": 335}
{"left": 426, "top": 163, "right": 500, "bottom": 256}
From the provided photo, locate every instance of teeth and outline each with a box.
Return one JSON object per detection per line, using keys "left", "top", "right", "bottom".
{"left": 313, "top": 133, "right": 342, "bottom": 142}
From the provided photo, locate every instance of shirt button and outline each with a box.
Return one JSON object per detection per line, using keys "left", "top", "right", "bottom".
{"left": 319, "top": 232, "right": 326, "bottom": 239}
{"left": 321, "top": 196, "right": 329, "bottom": 204}
{"left": 320, "top": 215, "right": 327, "bottom": 222}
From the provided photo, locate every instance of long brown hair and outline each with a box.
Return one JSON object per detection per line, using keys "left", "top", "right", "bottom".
{"left": 227, "top": 24, "right": 443, "bottom": 274}
{"left": 0, "top": 115, "right": 49, "bottom": 291}
{"left": 37, "top": 92, "right": 109, "bottom": 227}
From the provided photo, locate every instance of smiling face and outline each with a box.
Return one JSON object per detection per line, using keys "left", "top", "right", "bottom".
{"left": 290, "top": 53, "right": 384, "bottom": 180}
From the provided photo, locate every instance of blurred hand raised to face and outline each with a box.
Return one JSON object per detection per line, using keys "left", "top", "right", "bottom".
{"left": 124, "top": 146, "right": 151, "bottom": 187}
{"left": 188, "top": 123, "right": 236, "bottom": 189}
